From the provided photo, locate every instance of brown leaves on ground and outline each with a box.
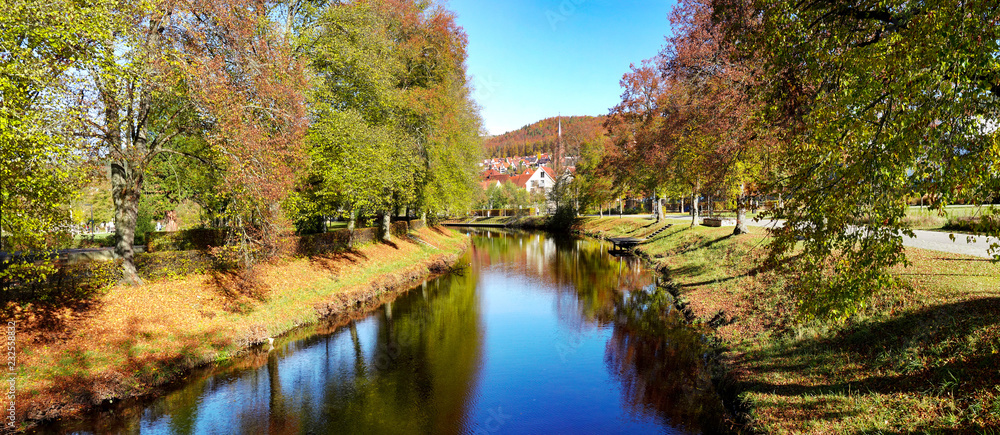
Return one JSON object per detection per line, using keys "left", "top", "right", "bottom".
{"left": 578, "top": 218, "right": 1000, "bottom": 432}
{"left": 5, "top": 227, "right": 467, "bottom": 431}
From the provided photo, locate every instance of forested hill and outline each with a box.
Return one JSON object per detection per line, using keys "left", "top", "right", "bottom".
{"left": 484, "top": 115, "right": 606, "bottom": 158}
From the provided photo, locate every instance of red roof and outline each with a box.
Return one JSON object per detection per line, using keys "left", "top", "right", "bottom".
{"left": 541, "top": 166, "right": 556, "bottom": 179}
{"left": 509, "top": 173, "right": 531, "bottom": 189}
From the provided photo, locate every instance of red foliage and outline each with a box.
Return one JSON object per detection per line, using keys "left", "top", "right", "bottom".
{"left": 179, "top": 0, "right": 308, "bottom": 262}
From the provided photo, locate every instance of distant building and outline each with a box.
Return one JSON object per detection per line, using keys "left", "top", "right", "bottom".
{"left": 510, "top": 166, "right": 556, "bottom": 194}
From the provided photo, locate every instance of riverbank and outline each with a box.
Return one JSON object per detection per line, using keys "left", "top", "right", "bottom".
{"left": 575, "top": 217, "right": 1000, "bottom": 433}
{"left": 5, "top": 226, "right": 470, "bottom": 433}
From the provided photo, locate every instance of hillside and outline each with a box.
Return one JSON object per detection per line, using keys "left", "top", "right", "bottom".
{"left": 484, "top": 115, "right": 607, "bottom": 158}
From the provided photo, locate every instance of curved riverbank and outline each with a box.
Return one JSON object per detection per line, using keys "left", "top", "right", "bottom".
{"left": 572, "top": 216, "right": 1000, "bottom": 433}
{"left": 6, "top": 227, "right": 470, "bottom": 433}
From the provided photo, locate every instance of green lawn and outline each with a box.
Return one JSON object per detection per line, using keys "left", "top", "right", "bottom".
{"left": 576, "top": 217, "right": 1000, "bottom": 433}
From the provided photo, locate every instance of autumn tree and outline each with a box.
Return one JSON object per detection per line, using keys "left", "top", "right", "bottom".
{"left": 660, "top": 0, "right": 766, "bottom": 233}
{"left": 715, "top": 0, "right": 1000, "bottom": 317}
{"left": 180, "top": 0, "right": 307, "bottom": 265}
{"left": 0, "top": 0, "right": 111, "bottom": 283}
{"left": 73, "top": 0, "right": 305, "bottom": 283}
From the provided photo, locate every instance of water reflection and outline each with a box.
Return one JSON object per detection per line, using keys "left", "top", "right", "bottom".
{"left": 42, "top": 230, "right": 728, "bottom": 434}
{"left": 607, "top": 288, "right": 730, "bottom": 433}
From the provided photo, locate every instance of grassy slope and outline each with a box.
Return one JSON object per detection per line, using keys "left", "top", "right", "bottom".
{"left": 576, "top": 216, "right": 1000, "bottom": 433}
{"left": 7, "top": 227, "right": 469, "bottom": 431}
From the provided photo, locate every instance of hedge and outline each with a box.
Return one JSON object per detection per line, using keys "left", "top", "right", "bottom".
{"left": 943, "top": 216, "right": 1000, "bottom": 234}
{"left": 471, "top": 208, "right": 536, "bottom": 217}
{"left": 146, "top": 229, "right": 227, "bottom": 252}
{"left": 390, "top": 221, "right": 409, "bottom": 238}
{"left": 118, "top": 221, "right": 422, "bottom": 258}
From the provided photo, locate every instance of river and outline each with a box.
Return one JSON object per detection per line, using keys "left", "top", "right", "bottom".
{"left": 40, "top": 229, "right": 729, "bottom": 434}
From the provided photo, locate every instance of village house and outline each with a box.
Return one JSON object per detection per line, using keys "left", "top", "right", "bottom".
{"left": 508, "top": 166, "right": 556, "bottom": 194}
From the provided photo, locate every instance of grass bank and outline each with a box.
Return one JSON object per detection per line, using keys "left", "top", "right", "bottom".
{"left": 576, "top": 216, "right": 1000, "bottom": 433}
{"left": 4, "top": 227, "right": 469, "bottom": 433}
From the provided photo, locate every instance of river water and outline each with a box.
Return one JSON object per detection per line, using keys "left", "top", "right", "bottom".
{"left": 41, "top": 230, "right": 729, "bottom": 434}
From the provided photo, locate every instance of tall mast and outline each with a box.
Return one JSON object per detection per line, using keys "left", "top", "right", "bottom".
{"left": 556, "top": 114, "right": 563, "bottom": 171}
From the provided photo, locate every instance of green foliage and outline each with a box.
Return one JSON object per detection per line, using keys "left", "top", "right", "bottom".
{"left": 712, "top": 0, "right": 1000, "bottom": 317}
{"left": 944, "top": 214, "right": 1000, "bottom": 235}
{"left": 0, "top": 0, "right": 111, "bottom": 282}
{"left": 135, "top": 200, "right": 156, "bottom": 243}
{"left": 479, "top": 181, "right": 532, "bottom": 210}
{"left": 146, "top": 229, "right": 227, "bottom": 253}
{"left": 288, "top": 0, "right": 483, "bottom": 227}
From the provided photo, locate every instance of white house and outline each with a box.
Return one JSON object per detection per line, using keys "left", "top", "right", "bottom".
{"left": 511, "top": 166, "right": 556, "bottom": 194}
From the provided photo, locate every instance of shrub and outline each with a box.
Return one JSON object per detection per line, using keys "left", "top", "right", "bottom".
{"left": 943, "top": 215, "right": 1000, "bottom": 234}
{"left": 547, "top": 205, "right": 581, "bottom": 234}
{"left": 135, "top": 251, "right": 213, "bottom": 280}
{"left": 410, "top": 219, "right": 426, "bottom": 230}
{"left": 146, "top": 229, "right": 227, "bottom": 252}
{"left": 390, "top": 221, "right": 409, "bottom": 238}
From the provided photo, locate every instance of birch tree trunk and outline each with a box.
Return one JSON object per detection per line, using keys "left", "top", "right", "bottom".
{"left": 733, "top": 183, "right": 749, "bottom": 235}
{"left": 690, "top": 189, "right": 700, "bottom": 228}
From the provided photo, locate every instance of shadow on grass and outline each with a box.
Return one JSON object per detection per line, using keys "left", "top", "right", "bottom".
{"left": 30, "top": 317, "right": 235, "bottom": 425}
{"left": 0, "top": 263, "right": 113, "bottom": 344}
{"left": 306, "top": 249, "right": 369, "bottom": 273}
{"left": 208, "top": 269, "right": 269, "bottom": 314}
{"left": 669, "top": 264, "right": 710, "bottom": 279}
{"left": 732, "top": 297, "right": 1000, "bottom": 427}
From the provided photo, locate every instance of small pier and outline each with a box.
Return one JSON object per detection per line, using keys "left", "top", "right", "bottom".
{"left": 608, "top": 237, "right": 643, "bottom": 253}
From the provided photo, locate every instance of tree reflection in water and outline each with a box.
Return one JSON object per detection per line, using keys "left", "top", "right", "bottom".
{"left": 469, "top": 229, "right": 731, "bottom": 433}
{"left": 607, "top": 287, "right": 732, "bottom": 434}
{"left": 41, "top": 229, "right": 731, "bottom": 434}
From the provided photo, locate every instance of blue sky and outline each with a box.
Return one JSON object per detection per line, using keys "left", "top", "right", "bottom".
{"left": 445, "top": 0, "right": 677, "bottom": 135}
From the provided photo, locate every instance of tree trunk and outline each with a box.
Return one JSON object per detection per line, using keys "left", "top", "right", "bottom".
{"left": 653, "top": 192, "right": 660, "bottom": 222}
{"left": 733, "top": 183, "right": 749, "bottom": 235}
{"left": 381, "top": 212, "right": 391, "bottom": 242}
{"left": 347, "top": 210, "right": 356, "bottom": 232}
{"left": 691, "top": 189, "right": 700, "bottom": 228}
{"left": 421, "top": 210, "right": 427, "bottom": 225}
{"left": 111, "top": 162, "right": 142, "bottom": 285}
{"left": 619, "top": 198, "right": 623, "bottom": 218}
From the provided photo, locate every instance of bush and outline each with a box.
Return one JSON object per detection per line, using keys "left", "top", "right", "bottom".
{"left": 135, "top": 251, "right": 213, "bottom": 280}
{"left": 547, "top": 206, "right": 581, "bottom": 234}
{"left": 146, "top": 229, "right": 227, "bottom": 252}
{"left": 943, "top": 215, "right": 1000, "bottom": 234}
{"left": 2, "top": 259, "right": 122, "bottom": 296}
{"left": 390, "top": 221, "right": 409, "bottom": 238}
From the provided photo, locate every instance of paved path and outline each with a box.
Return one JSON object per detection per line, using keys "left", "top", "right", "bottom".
{"left": 596, "top": 213, "right": 999, "bottom": 259}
